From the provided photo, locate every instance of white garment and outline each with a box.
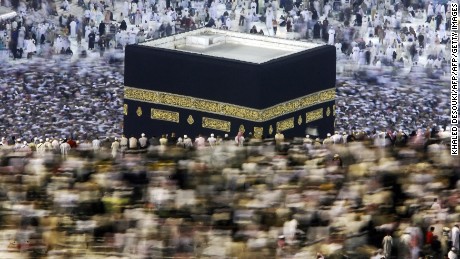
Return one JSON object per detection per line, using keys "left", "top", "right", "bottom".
{"left": 111, "top": 141, "right": 120, "bottom": 158}
{"left": 60, "top": 142, "right": 71, "bottom": 156}
{"left": 36, "top": 142, "right": 46, "bottom": 155}
{"left": 283, "top": 219, "right": 298, "bottom": 244}
{"left": 265, "top": 9, "right": 274, "bottom": 29}
{"left": 195, "top": 136, "right": 206, "bottom": 149}
{"left": 17, "top": 29, "right": 25, "bottom": 49}
{"left": 328, "top": 28, "right": 335, "bottom": 45}
{"left": 92, "top": 139, "right": 101, "bottom": 150}
{"left": 24, "top": 39, "right": 36, "bottom": 54}
{"left": 70, "top": 20, "right": 77, "bottom": 37}
{"left": 128, "top": 32, "right": 136, "bottom": 44}
{"left": 207, "top": 136, "right": 217, "bottom": 147}
{"left": 452, "top": 226, "right": 460, "bottom": 250}
{"left": 235, "top": 136, "right": 245, "bottom": 146}
{"left": 85, "top": 27, "right": 91, "bottom": 42}
{"left": 51, "top": 139, "right": 60, "bottom": 150}
{"left": 448, "top": 250, "right": 458, "bottom": 259}
{"left": 123, "top": 1, "right": 130, "bottom": 16}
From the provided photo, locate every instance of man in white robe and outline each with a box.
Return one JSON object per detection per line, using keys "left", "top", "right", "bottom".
{"left": 70, "top": 20, "right": 77, "bottom": 37}
{"left": 328, "top": 26, "right": 335, "bottom": 45}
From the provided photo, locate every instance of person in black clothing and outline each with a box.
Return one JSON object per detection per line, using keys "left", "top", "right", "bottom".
{"left": 322, "top": 18, "right": 329, "bottom": 41}
{"left": 119, "top": 19, "right": 127, "bottom": 30}
{"left": 418, "top": 34, "right": 425, "bottom": 48}
{"left": 204, "top": 9, "right": 210, "bottom": 23}
{"left": 88, "top": 31, "right": 96, "bottom": 50}
{"left": 167, "top": 132, "right": 178, "bottom": 146}
{"left": 431, "top": 235, "right": 442, "bottom": 257}
{"left": 365, "top": 49, "right": 371, "bottom": 64}
{"left": 435, "top": 13, "right": 442, "bottom": 30}
{"left": 99, "top": 21, "right": 106, "bottom": 36}
{"left": 286, "top": 18, "right": 292, "bottom": 32}
{"left": 355, "top": 12, "right": 362, "bottom": 26}
{"left": 40, "top": 34, "right": 46, "bottom": 45}
{"left": 249, "top": 25, "right": 257, "bottom": 33}
{"left": 346, "top": 132, "right": 356, "bottom": 143}
{"left": 165, "top": 23, "right": 173, "bottom": 36}
{"left": 98, "top": 36, "right": 106, "bottom": 57}
{"left": 205, "top": 17, "right": 215, "bottom": 27}
{"left": 313, "top": 21, "right": 321, "bottom": 38}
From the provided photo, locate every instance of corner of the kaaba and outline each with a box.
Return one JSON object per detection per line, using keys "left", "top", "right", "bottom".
{"left": 123, "top": 32, "right": 336, "bottom": 140}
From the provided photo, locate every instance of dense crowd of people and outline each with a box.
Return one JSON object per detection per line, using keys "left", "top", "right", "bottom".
{"left": 0, "top": 56, "right": 124, "bottom": 142}
{"left": 0, "top": 128, "right": 458, "bottom": 258}
{"left": 0, "top": 0, "right": 455, "bottom": 257}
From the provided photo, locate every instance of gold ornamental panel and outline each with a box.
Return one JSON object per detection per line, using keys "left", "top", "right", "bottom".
{"left": 124, "top": 86, "right": 335, "bottom": 122}
{"left": 151, "top": 108, "right": 179, "bottom": 123}
{"left": 202, "top": 117, "right": 231, "bottom": 132}
{"left": 136, "top": 107, "right": 142, "bottom": 117}
{"left": 187, "top": 115, "right": 194, "bottom": 125}
{"left": 254, "top": 127, "right": 263, "bottom": 138}
{"left": 306, "top": 108, "right": 324, "bottom": 123}
{"left": 276, "top": 117, "right": 295, "bottom": 132}
{"left": 123, "top": 104, "right": 128, "bottom": 115}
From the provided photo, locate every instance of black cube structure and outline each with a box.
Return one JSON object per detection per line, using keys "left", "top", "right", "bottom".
{"left": 124, "top": 28, "right": 336, "bottom": 139}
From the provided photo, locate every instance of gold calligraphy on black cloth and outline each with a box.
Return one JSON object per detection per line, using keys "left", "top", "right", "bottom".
{"left": 202, "top": 117, "right": 231, "bottom": 132}
{"left": 151, "top": 108, "right": 179, "bottom": 123}
{"left": 306, "top": 108, "right": 324, "bottom": 123}
{"left": 124, "top": 86, "right": 335, "bottom": 122}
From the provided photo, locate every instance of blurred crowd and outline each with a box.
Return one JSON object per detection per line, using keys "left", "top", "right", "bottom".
{"left": 0, "top": 129, "right": 458, "bottom": 259}
{"left": 0, "top": 0, "right": 454, "bottom": 66}
{"left": 0, "top": 56, "right": 125, "bottom": 142}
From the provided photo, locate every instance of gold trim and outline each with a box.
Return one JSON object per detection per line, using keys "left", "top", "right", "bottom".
{"left": 239, "top": 124, "right": 245, "bottom": 133}
{"left": 297, "top": 115, "right": 302, "bottom": 125}
{"left": 151, "top": 108, "right": 179, "bottom": 123}
{"left": 187, "top": 115, "right": 194, "bottom": 125}
{"left": 254, "top": 127, "right": 263, "bottom": 138}
{"left": 333, "top": 105, "right": 336, "bottom": 116}
{"left": 326, "top": 107, "right": 331, "bottom": 117}
{"left": 136, "top": 107, "right": 142, "bottom": 117}
{"left": 269, "top": 125, "right": 273, "bottom": 135}
{"left": 306, "top": 108, "right": 323, "bottom": 123}
{"left": 276, "top": 117, "right": 294, "bottom": 132}
{"left": 123, "top": 104, "right": 128, "bottom": 115}
{"left": 124, "top": 87, "right": 335, "bottom": 122}
{"left": 202, "top": 117, "right": 231, "bottom": 132}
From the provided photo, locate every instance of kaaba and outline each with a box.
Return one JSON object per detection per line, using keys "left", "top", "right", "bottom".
{"left": 123, "top": 28, "right": 336, "bottom": 139}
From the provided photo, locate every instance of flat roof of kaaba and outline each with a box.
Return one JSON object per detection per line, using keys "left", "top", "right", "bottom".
{"left": 139, "top": 28, "right": 323, "bottom": 64}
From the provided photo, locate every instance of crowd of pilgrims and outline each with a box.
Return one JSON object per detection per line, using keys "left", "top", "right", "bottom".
{"left": 0, "top": 128, "right": 458, "bottom": 258}
{"left": 0, "top": 0, "right": 454, "bottom": 66}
